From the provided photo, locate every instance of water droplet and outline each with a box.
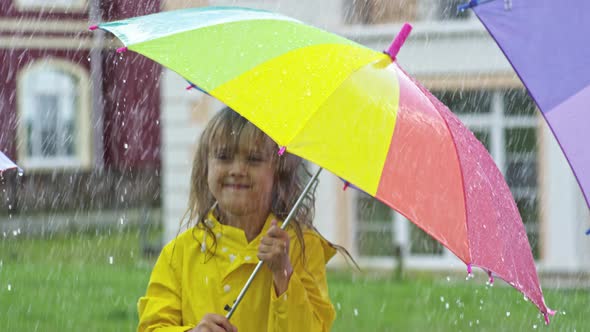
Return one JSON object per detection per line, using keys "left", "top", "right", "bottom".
{"left": 122, "top": 79, "right": 127, "bottom": 83}
{"left": 506, "top": 311, "right": 511, "bottom": 317}
{"left": 440, "top": 296, "right": 445, "bottom": 302}
{"left": 446, "top": 276, "right": 451, "bottom": 282}
{"left": 533, "top": 324, "right": 537, "bottom": 329}
{"left": 476, "top": 320, "right": 480, "bottom": 325}
{"left": 7, "top": 284, "right": 11, "bottom": 291}
{"left": 445, "top": 302, "right": 449, "bottom": 310}
{"left": 109, "top": 256, "right": 114, "bottom": 264}
{"left": 353, "top": 308, "right": 358, "bottom": 316}
{"left": 336, "top": 302, "right": 341, "bottom": 310}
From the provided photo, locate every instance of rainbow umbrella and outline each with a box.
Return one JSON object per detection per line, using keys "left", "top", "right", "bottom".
{"left": 92, "top": 6, "right": 552, "bottom": 322}
{"left": 460, "top": 0, "right": 590, "bottom": 211}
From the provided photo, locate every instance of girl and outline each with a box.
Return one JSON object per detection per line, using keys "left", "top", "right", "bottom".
{"left": 138, "top": 107, "right": 337, "bottom": 332}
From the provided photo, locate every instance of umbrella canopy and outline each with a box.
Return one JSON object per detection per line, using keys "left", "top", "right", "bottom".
{"left": 466, "top": 0, "right": 590, "bottom": 209}
{"left": 94, "top": 6, "right": 551, "bottom": 320}
{"left": 0, "top": 151, "right": 19, "bottom": 173}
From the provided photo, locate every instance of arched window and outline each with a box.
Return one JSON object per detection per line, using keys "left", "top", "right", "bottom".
{"left": 18, "top": 59, "right": 92, "bottom": 170}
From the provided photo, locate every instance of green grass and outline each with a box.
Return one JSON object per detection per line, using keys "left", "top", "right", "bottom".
{"left": 0, "top": 230, "right": 587, "bottom": 331}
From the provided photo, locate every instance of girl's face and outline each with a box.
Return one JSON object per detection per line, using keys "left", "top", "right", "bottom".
{"left": 207, "top": 131, "right": 276, "bottom": 219}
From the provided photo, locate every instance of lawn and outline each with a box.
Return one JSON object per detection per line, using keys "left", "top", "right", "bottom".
{"left": 0, "top": 229, "right": 586, "bottom": 331}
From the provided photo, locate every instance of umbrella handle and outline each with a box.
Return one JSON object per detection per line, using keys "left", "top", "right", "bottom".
{"left": 225, "top": 166, "right": 323, "bottom": 320}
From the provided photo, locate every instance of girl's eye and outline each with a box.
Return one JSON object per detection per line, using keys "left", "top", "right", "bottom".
{"left": 247, "top": 154, "right": 264, "bottom": 163}
{"left": 214, "top": 151, "right": 231, "bottom": 161}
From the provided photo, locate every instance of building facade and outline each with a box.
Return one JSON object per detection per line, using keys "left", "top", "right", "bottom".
{"left": 0, "top": 0, "right": 162, "bottom": 232}
{"left": 157, "top": 0, "right": 589, "bottom": 273}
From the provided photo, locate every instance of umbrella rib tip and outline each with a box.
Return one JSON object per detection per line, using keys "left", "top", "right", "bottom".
{"left": 89, "top": 24, "right": 99, "bottom": 31}
{"left": 385, "top": 23, "right": 413, "bottom": 61}
{"left": 116, "top": 46, "right": 128, "bottom": 53}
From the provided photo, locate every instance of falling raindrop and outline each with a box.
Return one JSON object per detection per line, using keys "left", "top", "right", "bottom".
{"left": 440, "top": 296, "right": 444, "bottom": 302}
{"left": 336, "top": 302, "right": 341, "bottom": 311}
{"left": 445, "top": 302, "right": 449, "bottom": 310}
{"left": 7, "top": 284, "right": 12, "bottom": 291}
{"left": 109, "top": 256, "right": 114, "bottom": 264}
{"left": 533, "top": 324, "right": 537, "bottom": 329}
{"left": 506, "top": 311, "right": 511, "bottom": 317}
{"left": 353, "top": 308, "right": 358, "bottom": 316}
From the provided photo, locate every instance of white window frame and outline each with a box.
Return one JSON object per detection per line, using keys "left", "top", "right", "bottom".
{"left": 15, "top": 0, "right": 87, "bottom": 12}
{"left": 17, "top": 58, "right": 92, "bottom": 171}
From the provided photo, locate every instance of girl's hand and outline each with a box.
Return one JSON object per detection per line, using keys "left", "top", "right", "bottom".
{"left": 190, "top": 313, "right": 238, "bottom": 332}
{"left": 257, "top": 220, "right": 293, "bottom": 295}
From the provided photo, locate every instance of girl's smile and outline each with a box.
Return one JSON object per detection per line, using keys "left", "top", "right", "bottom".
{"left": 207, "top": 134, "right": 276, "bottom": 219}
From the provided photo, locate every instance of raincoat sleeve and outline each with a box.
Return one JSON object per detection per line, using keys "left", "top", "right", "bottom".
{"left": 267, "top": 231, "right": 336, "bottom": 332}
{"left": 137, "top": 241, "right": 193, "bottom": 332}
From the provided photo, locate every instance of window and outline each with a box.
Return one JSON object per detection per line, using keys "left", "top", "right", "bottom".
{"left": 354, "top": 89, "right": 541, "bottom": 260}
{"left": 344, "top": 0, "right": 472, "bottom": 24}
{"left": 344, "top": 0, "right": 418, "bottom": 24}
{"left": 355, "top": 191, "right": 394, "bottom": 257}
{"left": 18, "top": 60, "right": 92, "bottom": 170}
{"left": 417, "top": 0, "right": 473, "bottom": 21}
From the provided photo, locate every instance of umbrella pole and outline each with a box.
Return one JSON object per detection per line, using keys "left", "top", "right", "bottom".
{"left": 226, "top": 166, "right": 323, "bottom": 319}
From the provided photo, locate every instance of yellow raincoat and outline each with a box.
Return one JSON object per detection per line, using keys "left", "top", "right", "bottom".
{"left": 138, "top": 212, "right": 336, "bottom": 332}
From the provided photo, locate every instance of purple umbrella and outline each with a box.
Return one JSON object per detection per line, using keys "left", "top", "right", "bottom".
{"left": 0, "top": 151, "right": 19, "bottom": 173}
{"left": 461, "top": 0, "right": 590, "bottom": 212}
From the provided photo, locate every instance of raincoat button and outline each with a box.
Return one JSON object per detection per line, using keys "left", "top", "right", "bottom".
{"left": 216, "top": 232, "right": 222, "bottom": 239}
{"left": 222, "top": 247, "right": 228, "bottom": 253}
{"left": 224, "top": 284, "right": 231, "bottom": 293}
{"left": 229, "top": 254, "right": 236, "bottom": 263}
{"left": 244, "top": 256, "right": 251, "bottom": 261}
